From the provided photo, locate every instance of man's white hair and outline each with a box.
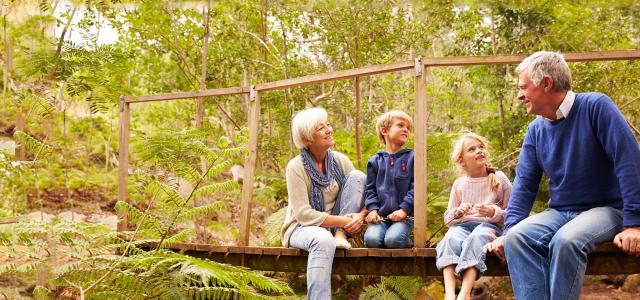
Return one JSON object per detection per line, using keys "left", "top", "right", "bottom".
{"left": 516, "top": 51, "right": 572, "bottom": 91}
{"left": 291, "top": 107, "right": 328, "bottom": 150}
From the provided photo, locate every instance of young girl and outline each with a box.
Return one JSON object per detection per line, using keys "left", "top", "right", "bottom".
{"left": 436, "top": 133, "right": 512, "bottom": 300}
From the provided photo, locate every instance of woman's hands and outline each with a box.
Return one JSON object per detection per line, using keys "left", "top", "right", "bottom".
{"left": 344, "top": 210, "right": 367, "bottom": 235}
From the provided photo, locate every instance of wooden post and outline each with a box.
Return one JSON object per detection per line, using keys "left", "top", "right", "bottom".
{"left": 118, "top": 96, "right": 130, "bottom": 231}
{"left": 239, "top": 86, "right": 260, "bottom": 246}
{"left": 413, "top": 58, "right": 427, "bottom": 248}
{"left": 354, "top": 77, "right": 362, "bottom": 168}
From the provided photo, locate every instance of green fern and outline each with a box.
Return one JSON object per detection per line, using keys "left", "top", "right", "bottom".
{"left": 264, "top": 207, "right": 287, "bottom": 246}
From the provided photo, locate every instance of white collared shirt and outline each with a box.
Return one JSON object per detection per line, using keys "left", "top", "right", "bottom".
{"left": 544, "top": 91, "right": 575, "bottom": 121}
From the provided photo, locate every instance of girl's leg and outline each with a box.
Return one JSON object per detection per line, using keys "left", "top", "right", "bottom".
{"left": 436, "top": 223, "right": 475, "bottom": 271}
{"left": 364, "top": 221, "right": 389, "bottom": 248}
{"left": 443, "top": 265, "right": 457, "bottom": 300}
{"left": 382, "top": 219, "right": 413, "bottom": 248}
{"left": 455, "top": 223, "right": 500, "bottom": 277}
{"left": 289, "top": 225, "right": 336, "bottom": 299}
{"left": 457, "top": 268, "right": 478, "bottom": 300}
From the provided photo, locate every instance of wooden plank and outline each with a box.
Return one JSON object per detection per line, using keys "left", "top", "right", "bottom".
{"left": 366, "top": 248, "right": 393, "bottom": 257}
{"left": 390, "top": 248, "right": 415, "bottom": 257}
{"left": 238, "top": 89, "right": 260, "bottom": 246}
{"left": 414, "top": 247, "right": 437, "bottom": 257}
{"left": 117, "top": 98, "right": 130, "bottom": 231}
{"left": 126, "top": 87, "right": 249, "bottom": 103}
{"left": 255, "top": 60, "right": 413, "bottom": 92}
{"left": 345, "top": 248, "right": 369, "bottom": 257}
{"left": 422, "top": 50, "right": 640, "bottom": 67}
{"left": 413, "top": 62, "right": 428, "bottom": 247}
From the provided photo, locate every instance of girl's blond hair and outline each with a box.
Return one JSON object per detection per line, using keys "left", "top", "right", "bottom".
{"left": 450, "top": 132, "right": 500, "bottom": 193}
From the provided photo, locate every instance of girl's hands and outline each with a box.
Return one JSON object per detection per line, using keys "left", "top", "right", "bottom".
{"left": 388, "top": 209, "right": 407, "bottom": 222}
{"left": 476, "top": 204, "right": 496, "bottom": 217}
{"left": 366, "top": 210, "right": 383, "bottom": 224}
{"left": 453, "top": 203, "right": 473, "bottom": 219}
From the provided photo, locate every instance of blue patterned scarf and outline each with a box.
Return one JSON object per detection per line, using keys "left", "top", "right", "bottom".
{"left": 300, "top": 148, "right": 346, "bottom": 215}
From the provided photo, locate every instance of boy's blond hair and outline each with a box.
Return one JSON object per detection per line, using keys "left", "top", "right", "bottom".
{"left": 375, "top": 111, "right": 413, "bottom": 144}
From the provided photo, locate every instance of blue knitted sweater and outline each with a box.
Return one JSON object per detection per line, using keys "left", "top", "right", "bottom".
{"left": 504, "top": 92, "right": 640, "bottom": 233}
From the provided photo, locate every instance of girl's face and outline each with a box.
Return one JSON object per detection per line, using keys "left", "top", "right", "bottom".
{"left": 459, "top": 138, "right": 488, "bottom": 171}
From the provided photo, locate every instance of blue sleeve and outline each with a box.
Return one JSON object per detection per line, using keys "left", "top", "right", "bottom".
{"left": 399, "top": 155, "right": 414, "bottom": 216}
{"left": 591, "top": 95, "right": 640, "bottom": 227}
{"left": 364, "top": 158, "right": 381, "bottom": 212}
{"left": 504, "top": 126, "right": 543, "bottom": 234}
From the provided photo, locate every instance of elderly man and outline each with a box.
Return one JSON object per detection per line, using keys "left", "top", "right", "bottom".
{"left": 488, "top": 51, "right": 640, "bottom": 299}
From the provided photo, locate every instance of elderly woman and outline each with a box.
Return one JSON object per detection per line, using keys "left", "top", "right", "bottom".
{"left": 281, "top": 107, "right": 367, "bottom": 298}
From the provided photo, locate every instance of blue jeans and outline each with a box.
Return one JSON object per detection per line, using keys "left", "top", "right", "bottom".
{"left": 288, "top": 170, "right": 365, "bottom": 299}
{"left": 504, "top": 207, "right": 622, "bottom": 300}
{"left": 364, "top": 218, "right": 414, "bottom": 248}
{"left": 436, "top": 221, "right": 501, "bottom": 278}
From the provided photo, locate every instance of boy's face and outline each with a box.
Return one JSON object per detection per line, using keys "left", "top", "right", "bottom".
{"left": 382, "top": 118, "right": 411, "bottom": 147}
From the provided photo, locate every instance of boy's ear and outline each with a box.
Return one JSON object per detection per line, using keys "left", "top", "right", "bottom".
{"left": 380, "top": 126, "right": 389, "bottom": 135}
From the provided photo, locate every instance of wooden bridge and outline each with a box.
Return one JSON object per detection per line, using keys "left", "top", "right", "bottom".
{"left": 122, "top": 50, "right": 640, "bottom": 276}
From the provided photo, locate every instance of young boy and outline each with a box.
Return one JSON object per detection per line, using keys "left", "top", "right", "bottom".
{"left": 364, "top": 111, "right": 414, "bottom": 248}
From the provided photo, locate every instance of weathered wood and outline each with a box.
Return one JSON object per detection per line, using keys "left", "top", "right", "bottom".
{"left": 255, "top": 60, "right": 414, "bottom": 92}
{"left": 163, "top": 243, "right": 639, "bottom": 276}
{"left": 126, "top": 87, "right": 249, "bottom": 103}
{"left": 421, "top": 50, "right": 640, "bottom": 67}
{"left": 238, "top": 89, "right": 260, "bottom": 246}
{"left": 413, "top": 60, "right": 428, "bottom": 247}
{"left": 117, "top": 98, "right": 130, "bottom": 231}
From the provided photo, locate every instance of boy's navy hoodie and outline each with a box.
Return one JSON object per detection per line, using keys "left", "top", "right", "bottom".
{"left": 364, "top": 148, "right": 414, "bottom": 217}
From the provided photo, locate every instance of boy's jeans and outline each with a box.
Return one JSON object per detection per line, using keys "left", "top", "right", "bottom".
{"left": 504, "top": 207, "right": 622, "bottom": 300}
{"left": 364, "top": 218, "right": 414, "bottom": 248}
{"left": 288, "top": 170, "right": 365, "bottom": 299}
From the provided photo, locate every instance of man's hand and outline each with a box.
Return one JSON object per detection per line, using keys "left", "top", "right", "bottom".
{"left": 366, "top": 210, "right": 383, "bottom": 224}
{"left": 453, "top": 203, "right": 473, "bottom": 219}
{"left": 388, "top": 209, "right": 407, "bottom": 222}
{"left": 344, "top": 213, "right": 366, "bottom": 235}
{"left": 487, "top": 236, "right": 505, "bottom": 260}
{"left": 476, "top": 204, "right": 496, "bottom": 218}
{"left": 613, "top": 227, "right": 640, "bottom": 256}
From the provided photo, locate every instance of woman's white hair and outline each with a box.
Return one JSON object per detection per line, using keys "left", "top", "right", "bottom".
{"left": 291, "top": 107, "right": 328, "bottom": 150}
{"left": 515, "top": 51, "right": 572, "bottom": 91}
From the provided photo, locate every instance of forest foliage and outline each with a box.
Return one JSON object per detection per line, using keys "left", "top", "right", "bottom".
{"left": 1, "top": 0, "right": 640, "bottom": 298}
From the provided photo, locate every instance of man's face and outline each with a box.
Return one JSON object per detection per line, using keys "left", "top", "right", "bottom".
{"left": 517, "top": 71, "right": 547, "bottom": 116}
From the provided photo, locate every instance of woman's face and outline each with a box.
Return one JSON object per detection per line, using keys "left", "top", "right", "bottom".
{"left": 307, "top": 119, "right": 335, "bottom": 150}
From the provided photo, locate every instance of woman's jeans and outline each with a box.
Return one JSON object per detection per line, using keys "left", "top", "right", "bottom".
{"left": 364, "top": 218, "right": 414, "bottom": 248}
{"left": 504, "top": 207, "right": 622, "bottom": 300}
{"left": 288, "top": 170, "right": 365, "bottom": 299}
{"left": 436, "top": 221, "right": 501, "bottom": 278}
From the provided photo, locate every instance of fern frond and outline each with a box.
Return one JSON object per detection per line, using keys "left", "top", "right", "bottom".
{"left": 264, "top": 207, "right": 286, "bottom": 246}
{"left": 32, "top": 285, "right": 52, "bottom": 298}
{"left": 222, "top": 146, "right": 249, "bottom": 159}
{"left": 192, "top": 180, "right": 239, "bottom": 199}
{"left": 114, "top": 201, "right": 162, "bottom": 230}
{"left": 182, "top": 201, "right": 226, "bottom": 219}
{"left": 159, "top": 229, "right": 195, "bottom": 248}
{"left": 206, "top": 158, "right": 235, "bottom": 178}
{"left": 359, "top": 283, "right": 403, "bottom": 300}
{"left": 13, "top": 131, "right": 52, "bottom": 156}
{"left": 383, "top": 276, "right": 424, "bottom": 300}
{"left": 168, "top": 160, "right": 203, "bottom": 185}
